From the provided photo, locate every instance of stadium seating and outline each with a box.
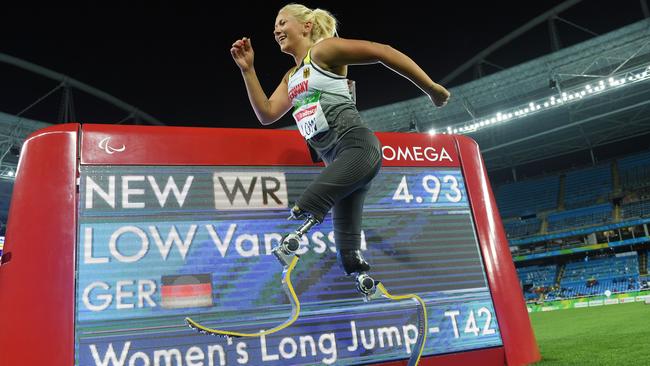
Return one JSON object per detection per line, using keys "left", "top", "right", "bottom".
{"left": 618, "top": 150, "right": 650, "bottom": 190}
{"left": 546, "top": 203, "right": 612, "bottom": 233}
{"left": 620, "top": 200, "right": 650, "bottom": 219}
{"left": 500, "top": 150, "right": 650, "bottom": 243}
{"left": 517, "top": 264, "right": 557, "bottom": 301}
{"left": 548, "top": 254, "right": 639, "bottom": 299}
{"left": 503, "top": 217, "right": 542, "bottom": 238}
{"left": 495, "top": 176, "right": 559, "bottom": 218}
{"left": 563, "top": 164, "right": 612, "bottom": 209}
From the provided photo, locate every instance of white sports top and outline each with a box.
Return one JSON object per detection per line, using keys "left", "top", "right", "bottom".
{"left": 286, "top": 49, "right": 353, "bottom": 139}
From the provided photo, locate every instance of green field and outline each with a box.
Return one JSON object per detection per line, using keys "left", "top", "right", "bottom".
{"left": 529, "top": 302, "right": 650, "bottom": 365}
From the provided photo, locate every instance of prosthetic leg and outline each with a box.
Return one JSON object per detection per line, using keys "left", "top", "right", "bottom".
{"left": 185, "top": 254, "right": 301, "bottom": 338}
{"left": 341, "top": 250, "right": 428, "bottom": 366}
{"left": 187, "top": 207, "right": 427, "bottom": 365}
{"left": 185, "top": 207, "right": 321, "bottom": 339}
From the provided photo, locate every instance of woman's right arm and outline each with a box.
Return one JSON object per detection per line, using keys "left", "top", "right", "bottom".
{"left": 231, "top": 37, "right": 292, "bottom": 125}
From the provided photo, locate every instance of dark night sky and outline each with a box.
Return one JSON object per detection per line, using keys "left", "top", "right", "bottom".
{"left": 0, "top": 0, "right": 645, "bottom": 129}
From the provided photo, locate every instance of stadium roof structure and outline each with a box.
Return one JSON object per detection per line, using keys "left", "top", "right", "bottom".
{"left": 0, "top": 52, "right": 167, "bottom": 227}
{"left": 0, "top": 111, "right": 50, "bottom": 179}
{"left": 1, "top": 1, "right": 649, "bottom": 183}
{"left": 361, "top": 16, "right": 650, "bottom": 173}
{"left": 0, "top": 52, "right": 165, "bottom": 181}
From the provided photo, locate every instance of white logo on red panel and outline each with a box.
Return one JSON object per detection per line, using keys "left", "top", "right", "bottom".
{"left": 382, "top": 145, "right": 453, "bottom": 162}
{"left": 98, "top": 137, "right": 126, "bottom": 154}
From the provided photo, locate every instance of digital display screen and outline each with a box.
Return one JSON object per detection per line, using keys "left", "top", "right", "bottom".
{"left": 76, "top": 165, "right": 502, "bottom": 365}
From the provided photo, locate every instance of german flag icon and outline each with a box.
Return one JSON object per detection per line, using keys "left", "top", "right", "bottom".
{"left": 161, "top": 273, "right": 213, "bottom": 309}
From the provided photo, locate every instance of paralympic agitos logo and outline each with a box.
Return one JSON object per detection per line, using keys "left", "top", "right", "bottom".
{"left": 98, "top": 137, "right": 126, "bottom": 154}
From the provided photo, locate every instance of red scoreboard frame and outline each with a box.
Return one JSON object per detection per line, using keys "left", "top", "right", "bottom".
{"left": 0, "top": 123, "right": 539, "bottom": 365}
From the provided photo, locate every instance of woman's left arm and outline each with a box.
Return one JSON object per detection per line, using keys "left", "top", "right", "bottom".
{"left": 311, "top": 38, "right": 450, "bottom": 106}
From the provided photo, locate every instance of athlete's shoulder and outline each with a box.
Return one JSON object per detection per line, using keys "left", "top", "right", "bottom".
{"left": 311, "top": 38, "right": 360, "bottom": 74}
{"left": 312, "top": 37, "right": 375, "bottom": 51}
{"left": 311, "top": 37, "right": 382, "bottom": 69}
{"left": 311, "top": 37, "right": 348, "bottom": 54}
{"left": 283, "top": 67, "right": 297, "bottom": 83}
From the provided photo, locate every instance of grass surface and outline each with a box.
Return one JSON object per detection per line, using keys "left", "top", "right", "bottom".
{"left": 529, "top": 302, "right": 650, "bottom": 365}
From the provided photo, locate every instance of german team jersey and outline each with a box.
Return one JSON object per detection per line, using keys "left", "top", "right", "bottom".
{"left": 287, "top": 49, "right": 355, "bottom": 140}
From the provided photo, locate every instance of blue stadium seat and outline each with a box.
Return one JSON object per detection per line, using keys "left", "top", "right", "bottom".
{"left": 496, "top": 176, "right": 559, "bottom": 218}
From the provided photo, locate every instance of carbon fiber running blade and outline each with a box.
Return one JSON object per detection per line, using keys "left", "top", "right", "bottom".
{"left": 185, "top": 256, "right": 301, "bottom": 338}
{"left": 375, "top": 282, "right": 428, "bottom": 366}
{"left": 407, "top": 297, "right": 427, "bottom": 366}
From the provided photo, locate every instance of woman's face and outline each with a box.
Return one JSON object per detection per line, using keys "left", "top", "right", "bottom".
{"left": 274, "top": 11, "right": 308, "bottom": 54}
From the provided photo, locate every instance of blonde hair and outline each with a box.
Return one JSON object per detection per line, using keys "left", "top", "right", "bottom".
{"left": 279, "top": 3, "right": 338, "bottom": 43}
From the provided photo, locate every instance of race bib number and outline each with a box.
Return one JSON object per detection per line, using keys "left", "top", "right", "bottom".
{"left": 292, "top": 92, "right": 329, "bottom": 139}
